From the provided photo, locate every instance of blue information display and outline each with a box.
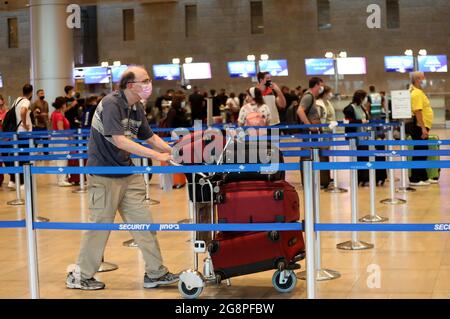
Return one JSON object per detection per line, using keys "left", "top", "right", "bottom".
{"left": 152, "top": 64, "right": 181, "bottom": 81}
{"left": 111, "top": 65, "right": 128, "bottom": 82}
{"left": 84, "top": 67, "right": 109, "bottom": 84}
{"left": 259, "top": 60, "right": 289, "bottom": 76}
{"left": 384, "top": 56, "right": 415, "bottom": 73}
{"left": 227, "top": 61, "right": 257, "bottom": 78}
{"left": 418, "top": 55, "right": 448, "bottom": 73}
{"left": 305, "top": 58, "right": 335, "bottom": 75}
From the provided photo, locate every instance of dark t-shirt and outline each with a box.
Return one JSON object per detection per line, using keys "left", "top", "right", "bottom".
{"left": 65, "top": 97, "right": 82, "bottom": 129}
{"left": 189, "top": 93, "right": 206, "bottom": 120}
{"left": 212, "top": 96, "right": 221, "bottom": 116}
{"left": 88, "top": 90, "right": 154, "bottom": 177}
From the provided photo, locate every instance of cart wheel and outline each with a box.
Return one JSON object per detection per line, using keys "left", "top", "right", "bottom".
{"left": 272, "top": 270, "right": 297, "bottom": 293}
{"left": 178, "top": 280, "right": 203, "bottom": 299}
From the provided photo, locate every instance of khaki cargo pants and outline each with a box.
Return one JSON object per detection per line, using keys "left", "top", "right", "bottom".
{"left": 77, "top": 174, "right": 168, "bottom": 280}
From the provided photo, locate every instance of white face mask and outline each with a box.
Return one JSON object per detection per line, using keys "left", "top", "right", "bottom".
{"left": 363, "top": 97, "right": 368, "bottom": 105}
{"left": 421, "top": 79, "right": 427, "bottom": 88}
{"left": 181, "top": 101, "right": 186, "bottom": 108}
{"left": 327, "top": 93, "right": 333, "bottom": 100}
{"left": 319, "top": 86, "right": 324, "bottom": 94}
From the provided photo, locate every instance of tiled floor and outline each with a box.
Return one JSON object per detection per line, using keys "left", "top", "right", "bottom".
{"left": 0, "top": 129, "right": 449, "bottom": 299}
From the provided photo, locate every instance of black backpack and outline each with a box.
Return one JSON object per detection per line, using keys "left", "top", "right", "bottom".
{"left": 285, "top": 92, "right": 314, "bottom": 134}
{"left": 2, "top": 98, "right": 24, "bottom": 132}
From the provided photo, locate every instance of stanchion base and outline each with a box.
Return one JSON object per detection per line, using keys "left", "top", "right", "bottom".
{"left": 380, "top": 198, "right": 407, "bottom": 205}
{"left": 72, "top": 188, "right": 88, "bottom": 194}
{"left": 178, "top": 218, "right": 193, "bottom": 224}
{"left": 336, "top": 240, "right": 374, "bottom": 250}
{"left": 325, "top": 186, "right": 348, "bottom": 193}
{"left": 396, "top": 187, "right": 416, "bottom": 193}
{"left": 98, "top": 261, "right": 119, "bottom": 272}
{"left": 35, "top": 216, "right": 50, "bottom": 222}
{"left": 7, "top": 199, "right": 24, "bottom": 206}
{"left": 297, "top": 269, "right": 341, "bottom": 281}
{"left": 145, "top": 198, "right": 160, "bottom": 206}
{"left": 122, "top": 239, "right": 138, "bottom": 248}
{"left": 359, "top": 214, "right": 389, "bottom": 223}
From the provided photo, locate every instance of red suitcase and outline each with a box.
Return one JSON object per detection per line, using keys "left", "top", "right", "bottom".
{"left": 209, "top": 230, "right": 305, "bottom": 280}
{"left": 216, "top": 180, "right": 300, "bottom": 224}
{"left": 174, "top": 130, "right": 225, "bottom": 165}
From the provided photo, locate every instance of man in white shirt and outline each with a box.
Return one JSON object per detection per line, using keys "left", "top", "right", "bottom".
{"left": 6, "top": 84, "right": 34, "bottom": 189}
{"left": 15, "top": 84, "right": 33, "bottom": 133}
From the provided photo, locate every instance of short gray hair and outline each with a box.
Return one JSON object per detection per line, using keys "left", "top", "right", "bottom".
{"left": 119, "top": 65, "right": 147, "bottom": 90}
{"left": 409, "top": 71, "right": 424, "bottom": 84}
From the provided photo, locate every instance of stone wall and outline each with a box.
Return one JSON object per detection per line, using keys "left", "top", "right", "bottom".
{"left": 1, "top": 0, "right": 449, "bottom": 102}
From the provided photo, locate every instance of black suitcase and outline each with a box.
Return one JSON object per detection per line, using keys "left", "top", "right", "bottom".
{"left": 357, "top": 145, "right": 387, "bottom": 186}
{"left": 222, "top": 140, "right": 285, "bottom": 183}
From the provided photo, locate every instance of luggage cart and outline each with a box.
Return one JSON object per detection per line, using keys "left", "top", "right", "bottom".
{"left": 169, "top": 134, "right": 305, "bottom": 299}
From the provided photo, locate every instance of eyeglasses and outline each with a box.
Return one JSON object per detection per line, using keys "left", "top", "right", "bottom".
{"left": 130, "top": 79, "right": 152, "bottom": 85}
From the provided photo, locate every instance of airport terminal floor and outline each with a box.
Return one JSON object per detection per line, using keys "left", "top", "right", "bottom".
{"left": 0, "top": 129, "right": 449, "bottom": 299}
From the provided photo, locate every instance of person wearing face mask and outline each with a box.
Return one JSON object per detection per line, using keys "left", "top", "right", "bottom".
{"left": 343, "top": 90, "right": 370, "bottom": 135}
{"left": 166, "top": 91, "right": 190, "bottom": 128}
{"left": 315, "top": 85, "right": 336, "bottom": 132}
{"left": 3, "top": 84, "right": 34, "bottom": 189}
{"left": 64, "top": 85, "right": 81, "bottom": 129}
{"left": 238, "top": 86, "right": 271, "bottom": 127}
{"left": 310, "top": 84, "right": 335, "bottom": 189}
{"left": 30, "top": 89, "right": 49, "bottom": 131}
{"left": 344, "top": 90, "right": 388, "bottom": 187}
{"left": 296, "top": 77, "right": 325, "bottom": 133}
{"left": 81, "top": 96, "right": 98, "bottom": 129}
{"left": 66, "top": 66, "right": 178, "bottom": 291}
{"left": 50, "top": 97, "right": 72, "bottom": 187}
{"left": 407, "top": 71, "right": 435, "bottom": 186}
{"left": 256, "top": 72, "right": 286, "bottom": 126}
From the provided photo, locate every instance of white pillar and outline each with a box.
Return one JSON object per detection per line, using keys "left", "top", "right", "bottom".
{"left": 29, "top": 0, "right": 74, "bottom": 108}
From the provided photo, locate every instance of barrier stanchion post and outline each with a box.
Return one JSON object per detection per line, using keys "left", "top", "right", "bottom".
{"left": 192, "top": 173, "right": 199, "bottom": 272}
{"left": 29, "top": 137, "right": 35, "bottom": 166}
{"left": 98, "top": 256, "right": 119, "bottom": 272}
{"left": 298, "top": 149, "right": 340, "bottom": 281}
{"left": 337, "top": 139, "right": 374, "bottom": 250}
{"left": 206, "top": 97, "right": 213, "bottom": 127}
{"left": 396, "top": 120, "right": 416, "bottom": 193}
{"left": 300, "top": 159, "right": 316, "bottom": 299}
{"left": 360, "top": 130, "right": 388, "bottom": 223}
{"left": 381, "top": 127, "right": 406, "bottom": 205}
{"left": 73, "top": 128, "right": 87, "bottom": 194}
{"left": 24, "top": 164, "right": 40, "bottom": 299}
{"left": 32, "top": 161, "right": 49, "bottom": 223}
{"left": 7, "top": 134, "right": 25, "bottom": 206}
{"left": 325, "top": 127, "right": 347, "bottom": 193}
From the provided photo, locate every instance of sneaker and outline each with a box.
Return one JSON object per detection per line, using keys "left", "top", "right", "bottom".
{"left": 143, "top": 272, "right": 179, "bottom": 289}
{"left": 426, "top": 179, "right": 439, "bottom": 184}
{"left": 66, "top": 272, "right": 105, "bottom": 290}
{"left": 409, "top": 181, "right": 430, "bottom": 186}
{"left": 7, "top": 181, "right": 15, "bottom": 189}
{"left": 58, "top": 181, "right": 73, "bottom": 187}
